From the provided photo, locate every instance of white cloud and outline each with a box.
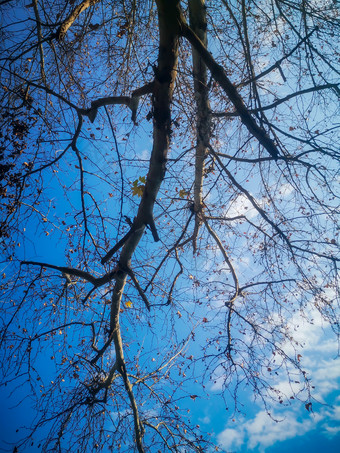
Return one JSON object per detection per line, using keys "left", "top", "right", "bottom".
{"left": 225, "top": 194, "right": 260, "bottom": 220}
{"left": 138, "top": 148, "right": 151, "bottom": 161}
{"left": 246, "top": 410, "right": 313, "bottom": 450}
{"left": 271, "top": 380, "right": 304, "bottom": 400}
{"left": 279, "top": 309, "right": 340, "bottom": 402}
{"left": 216, "top": 309, "right": 340, "bottom": 452}
{"left": 217, "top": 427, "right": 245, "bottom": 451}
{"left": 199, "top": 415, "right": 211, "bottom": 425}
{"left": 217, "top": 410, "right": 315, "bottom": 452}
{"left": 325, "top": 404, "right": 340, "bottom": 422}
{"left": 210, "top": 367, "right": 227, "bottom": 392}
{"left": 311, "top": 359, "right": 340, "bottom": 401}
{"left": 277, "top": 183, "right": 294, "bottom": 198}
{"left": 324, "top": 426, "right": 340, "bottom": 437}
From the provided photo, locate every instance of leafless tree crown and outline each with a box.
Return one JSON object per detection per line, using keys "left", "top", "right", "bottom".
{"left": 0, "top": 0, "right": 339, "bottom": 451}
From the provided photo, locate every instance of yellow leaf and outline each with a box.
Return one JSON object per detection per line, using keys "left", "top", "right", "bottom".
{"left": 131, "top": 178, "right": 145, "bottom": 197}
{"left": 125, "top": 301, "right": 133, "bottom": 308}
{"left": 179, "top": 189, "right": 188, "bottom": 198}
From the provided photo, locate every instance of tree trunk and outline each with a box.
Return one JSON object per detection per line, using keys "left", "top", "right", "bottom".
{"left": 189, "top": 0, "right": 211, "bottom": 251}
{"left": 108, "top": 1, "right": 181, "bottom": 450}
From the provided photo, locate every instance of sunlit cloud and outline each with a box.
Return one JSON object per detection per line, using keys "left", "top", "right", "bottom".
{"left": 218, "top": 427, "right": 245, "bottom": 450}
{"left": 217, "top": 403, "right": 340, "bottom": 452}
{"left": 216, "top": 307, "right": 340, "bottom": 451}
{"left": 225, "top": 194, "right": 260, "bottom": 220}
{"left": 247, "top": 410, "right": 313, "bottom": 450}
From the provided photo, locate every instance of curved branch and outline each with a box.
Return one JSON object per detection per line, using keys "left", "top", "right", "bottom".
{"left": 86, "top": 82, "right": 154, "bottom": 123}
{"left": 209, "top": 145, "right": 290, "bottom": 247}
{"left": 101, "top": 225, "right": 141, "bottom": 265}
{"left": 144, "top": 213, "right": 194, "bottom": 293}
{"left": 22, "top": 144, "right": 71, "bottom": 177}
{"left": 167, "top": 249, "right": 183, "bottom": 305}
{"left": 21, "top": 261, "right": 117, "bottom": 287}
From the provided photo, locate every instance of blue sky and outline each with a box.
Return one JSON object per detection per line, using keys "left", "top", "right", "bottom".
{"left": 201, "top": 307, "right": 340, "bottom": 453}
{"left": 1, "top": 169, "right": 339, "bottom": 452}
{"left": 1, "top": 307, "right": 339, "bottom": 452}
{"left": 1, "top": 132, "right": 339, "bottom": 453}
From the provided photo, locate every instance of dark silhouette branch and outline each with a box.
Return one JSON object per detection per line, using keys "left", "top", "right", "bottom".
{"left": 213, "top": 83, "right": 339, "bottom": 117}
{"left": 144, "top": 213, "right": 194, "bottom": 293}
{"left": 241, "top": 26, "right": 319, "bottom": 87}
{"left": 21, "top": 261, "right": 117, "bottom": 287}
{"left": 32, "top": 0, "right": 46, "bottom": 85}
{"left": 101, "top": 226, "right": 139, "bottom": 265}
{"left": 147, "top": 216, "right": 160, "bottom": 242}
{"left": 86, "top": 82, "right": 154, "bottom": 123}
{"left": 124, "top": 266, "right": 151, "bottom": 311}
{"left": 180, "top": 21, "right": 280, "bottom": 160}
{"left": 209, "top": 145, "right": 291, "bottom": 248}
{"left": 167, "top": 249, "right": 183, "bottom": 305}
{"left": 202, "top": 217, "right": 239, "bottom": 304}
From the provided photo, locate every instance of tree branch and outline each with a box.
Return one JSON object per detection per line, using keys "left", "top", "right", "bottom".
{"left": 86, "top": 82, "right": 154, "bottom": 124}
{"left": 213, "top": 83, "right": 339, "bottom": 117}
{"left": 124, "top": 267, "right": 151, "bottom": 311}
{"left": 56, "top": 0, "right": 101, "bottom": 41}
{"left": 180, "top": 21, "right": 280, "bottom": 159}
{"left": 209, "top": 145, "right": 291, "bottom": 247}
{"left": 202, "top": 217, "right": 239, "bottom": 304}
{"left": 32, "top": 0, "right": 46, "bottom": 85}
{"left": 21, "top": 261, "right": 117, "bottom": 287}
{"left": 101, "top": 225, "right": 142, "bottom": 265}
{"left": 189, "top": 0, "right": 211, "bottom": 253}
{"left": 241, "top": 27, "right": 319, "bottom": 87}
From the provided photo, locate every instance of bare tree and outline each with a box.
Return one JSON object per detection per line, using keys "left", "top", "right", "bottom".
{"left": 0, "top": 0, "right": 339, "bottom": 451}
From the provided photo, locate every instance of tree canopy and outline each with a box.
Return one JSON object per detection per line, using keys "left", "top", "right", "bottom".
{"left": 0, "top": 0, "right": 339, "bottom": 451}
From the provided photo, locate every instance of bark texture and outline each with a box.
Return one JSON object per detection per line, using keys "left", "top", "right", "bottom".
{"left": 106, "top": 1, "right": 181, "bottom": 450}
{"left": 57, "top": 0, "right": 101, "bottom": 40}
{"left": 189, "top": 0, "right": 211, "bottom": 251}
